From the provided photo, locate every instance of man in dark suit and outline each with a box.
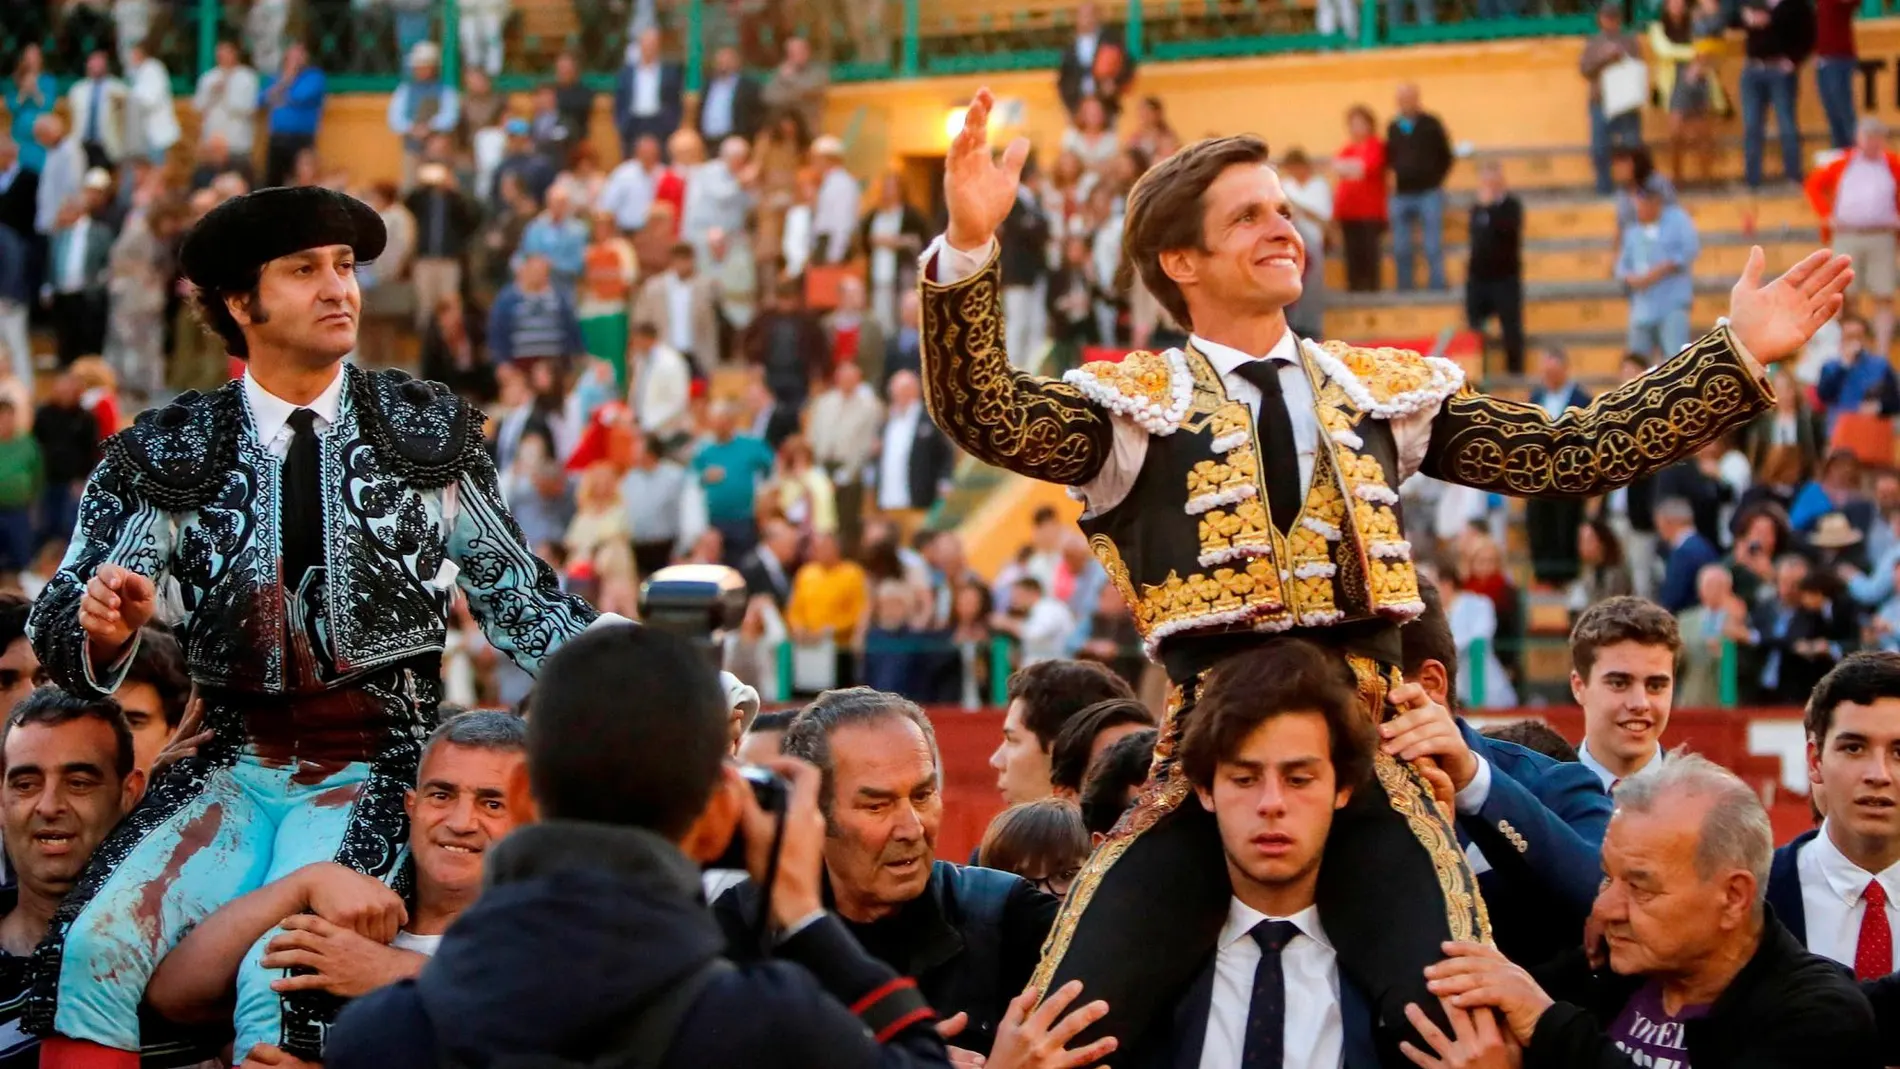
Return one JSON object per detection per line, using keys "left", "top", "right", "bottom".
{"left": 874, "top": 371, "right": 956, "bottom": 541}
{"left": 612, "top": 27, "right": 684, "bottom": 160}
{"left": 1767, "top": 652, "right": 1900, "bottom": 982}
{"left": 1655, "top": 496, "right": 1721, "bottom": 613}
{"left": 1396, "top": 579, "right": 1613, "bottom": 968}
{"left": 1134, "top": 641, "right": 1409, "bottom": 1069}
{"left": 42, "top": 198, "right": 111, "bottom": 364}
{"left": 1525, "top": 346, "right": 1592, "bottom": 587}
{"left": 998, "top": 172, "right": 1051, "bottom": 378}
{"left": 698, "top": 46, "right": 762, "bottom": 145}
{"left": 1056, "top": 1, "right": 1135, "bottom": 121}
{"left": 739, "top": 517, "right": 799, "bottom": 608}
{"left": 0, "top": 138, "right": 36, "bottom": 240}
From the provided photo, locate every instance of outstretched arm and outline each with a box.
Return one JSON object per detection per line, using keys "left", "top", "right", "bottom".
{"left": 919, "top": 90, "right": 1114, "bottom": 488}
{"left": 1422, "top": 247, "right": 1852, "bottom": 500}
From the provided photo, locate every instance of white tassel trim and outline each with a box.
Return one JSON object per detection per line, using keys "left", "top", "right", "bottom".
{"left": 1144, "top": 602, "right": 1278, "bottom": 655}
{"left": 1299, "top": 339, "right": 1464, "bottom": 418}
{"left": 1063, "top": 348, "right": 1195, "bottom": 435}
{"left": 1210, "top": 431, "right": 1251, "bottom": 454}
{"left": 1331, "top": 429, "right": 1364, "bottom": 449}
{"left": 1302, "top": 516, "right": 1342, "bottom": 541}
{"left": 1353, "top": 483, "right": 1399, "bottom": 505}
{"left": 1369, "top": 540, "right": 1413, "bottom": 560}
{"left": 1254, "top": 615, "right": 1298, "bottom": 635}
{"left": 1198, "top": 544, "right": 1274, "bottom": 569}
{"left": 1378, "top": 600, "right": 1427, "bottom": 621}
{"left": 1185, "top": 484, "right": 1257, "bottom": 516}
{"left": 1292, "top": 562, "right": 1337, "bottom": 579}
{"left": 1298, "top": 610, "right": 1347, "bottom": 628}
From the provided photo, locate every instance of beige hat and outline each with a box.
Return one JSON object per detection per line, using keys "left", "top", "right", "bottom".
{"left": 81, "top": 168, "right": 112, "bottom": 191}
{"left": 408, "top": 41, "right": 440, "bottom": 69}
{"left": 811, "top": 134, "right": 845, "bottom": 158}
{"left": 1809, "top": 512, "right": 1865, "bottom": 550}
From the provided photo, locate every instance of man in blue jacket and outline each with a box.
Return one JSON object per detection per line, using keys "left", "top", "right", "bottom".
{"left": 1393, "top": 578, "right": 1613, "bottom": 966}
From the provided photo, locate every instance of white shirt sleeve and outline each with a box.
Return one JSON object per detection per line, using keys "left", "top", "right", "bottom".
{"left": 924, "top": 234, "right": 997, "bottom": 285}
{"left": 1454, "top": 754, "right": 1493, "bottom": 815}
{"left": 1392, "top": 398, "right": 1450, "bottom": 483}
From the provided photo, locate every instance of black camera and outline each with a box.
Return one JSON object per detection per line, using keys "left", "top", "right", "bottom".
{"left": 639, "top": 564, "right": 749, "bottom": 671}
{"left": 711, "top": 763, "right": 790, "bottom": 871}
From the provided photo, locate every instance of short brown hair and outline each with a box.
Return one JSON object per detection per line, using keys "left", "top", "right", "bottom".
{"left": 1118, "top": 134, "right": 1272, "bottom": 331}
{"left": 1005, "top": 659, "right": 1135, "bottom": 751}
{"left": 1179, "top": 640, "right": 1372, "bottom": 792}
{"left": 977, "top": 797, "right": 1089, "bottom": 883}
{"left": 1569, "top": 596, "right": 1681, "bottom": 679}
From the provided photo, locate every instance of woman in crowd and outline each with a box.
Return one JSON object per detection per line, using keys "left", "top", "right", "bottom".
{"left": 949, "top": 579, "right": 997, "bottom": 708}
{"left": 1061, "top": 97, "right": 1122, "bottom": 183}
{"left": 1459, "top": 533, "right": 1523, "bottom": 684}
{"left": 858, "top": 171, "right": 929, "bottom": 336}
{"left": 753, "top": 111, "right": 810, "bottom": 277}
{"left": 1648, "top": 0, "right": 1725, "bottom": 186}
{"left": 1742, "top": 369, "right": 1824, "bottom": 479}
{"left": 1433, "top": 565, "right": 1519, "bottom": 709}
{"left": 577, "top": 212, "right": 636, "bottom": 389}
{"left": 564, "top": 461, "right": 635, "bottom": 586}
{"left": 1126, "top": 95, "right": 1179, "bottom": 162}
{"left": 1566, "top": 515, "right": 1632, "bottom": 618}
{"left": 978, "top": 798, "right": 1090, "bottom": 898}
{"left": 771, "top": 434, "right": 838, "bottom": 538}
{"left": 418, "top": 293, "right": 496, "bottom": 403}
{"left": 103, "top": 183, "right": 179, "bottom": 402}
{"left": 356, "top": 181, "right": 418, "bottom": 368}
{"left": 1334, "top": 104, "right": 1387, "bottom": 293}
{"left": 556, "top": 142, "right": 609, "bottom": 208}
{"left": 6, "top": 45, "right": 56, "bottom": 172}
{"left": 1726, "top": 501, "right": 1792, "bottom": 605}
{"left": 1043, "top": 150, "right": 1091, "bottom": 250}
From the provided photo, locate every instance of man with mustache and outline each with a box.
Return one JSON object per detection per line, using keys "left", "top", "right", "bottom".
{"left": 142, "top": 711, "right": 530, "bottom": 1065}
{"left": 1766, "top": 652, "right": 1900, "bottom": 979}
{"left": 25, "top": 186, "right": 612, "bottom": 1068}
{"left": 1571, "top": 598, "right": 1680, "bottom": 791}
{"left": 922, "top": 85, "right": 1849, "bottom": 1056}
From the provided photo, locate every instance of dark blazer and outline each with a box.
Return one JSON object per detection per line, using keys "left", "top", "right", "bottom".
{"left": 1657, "top": 530, "right": 1721, "bottom": 613}
{"left": 1056, "top": 28, "right": 1136, "bottom": 117}
{"left": 48, "top": 219, "right": 112, "bottom": 294}
{"left": 1766, "top": 828, "right": 1819, "bottom": 946}
{"left": 613, "top": 60, "right": 685, "bottom": 140}
{"left": 1860, "top": 969, "right": 1900, "bottom": 1065}
{"left": 739, "top": 545, "right": 794, "bottom": 607}
{"left": 997, "top": 192, "right": 1051, "bottom": 289}
{"left": 1136, "top": 945, "right": 1380, "bottom": 1069}
{"left": 698, "top": 71, "right": 764, "bottom": 143}
{"left": 0, "top": 167, "right": 37, "bottom": 240}
{"left": 1527, "top": 911, "right": 1879, "bottom": 1069}
{"left": 1459, "top": 724, "right": 1613, "bottom": 968}
{"left": 902, "top": 409, "right": 958, "bottom": 512}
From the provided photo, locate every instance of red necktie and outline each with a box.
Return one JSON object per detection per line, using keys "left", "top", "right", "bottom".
{"left": 1856, "top": 879, "right": 1892, "bottom": 981}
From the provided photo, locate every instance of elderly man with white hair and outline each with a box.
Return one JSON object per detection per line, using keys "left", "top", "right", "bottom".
{"left": 683, "top": 135, "right": 756, "bottom": 262}
{"left": 1415, "top": 754, "right": 1880, "bottom": 1069}
{"left": 810, "top": 135, "right": 861, "bottom": 266}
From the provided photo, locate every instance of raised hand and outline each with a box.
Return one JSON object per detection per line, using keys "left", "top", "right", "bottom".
{"left": 945, "top": 88, "right": 1031, "bottom": 252}
{"left": 1727, "top": 246, "right": 1853, "bottom": 364}
{"left": 82, "top": 562, "right": 156, "bottom": 662}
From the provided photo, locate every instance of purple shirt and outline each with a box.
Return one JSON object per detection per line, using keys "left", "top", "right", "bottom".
{"left": 1606, "top": 980, "right": 1707, "bottom": 1068}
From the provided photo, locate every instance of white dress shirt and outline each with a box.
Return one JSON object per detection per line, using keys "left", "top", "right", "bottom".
{"left": 244, "top": 366, "right": 344, "bottom": 460}
{"left": 56, "top": 217, "right": 93, "bottom": 294}
{"left": 878, "top": 403, "right": 923, "bottom": 511}
{"left": 1798, "top": 820, "right": 1900, "bottom": 973}
{"left": 1577, "top": 740, "right": 1664, "bottom": 791}
{"left": 813, "top": 167, "right": 863, "bottom": 264}
{"left": 664, "top": 273, "right": 695, "bottom": 353}
{"left": 597, "top": 159, "right": 660, "bottom": 231}
{"left": 923, "top": 236, "right": 1436, "bottom": 514}
{"left": 1199, "top": 899, "right": 1343, "bottom": 1069}
{"left": 701, "top": 74, "right": 738, "bottom": 138}
{"left": 630, "top": 62, "right": 662, "bottom": 116}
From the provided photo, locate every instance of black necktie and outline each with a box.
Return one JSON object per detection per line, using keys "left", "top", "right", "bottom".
{"left": 1240, "top": 919, "right": 1301, "bottom": 1069}
{"left": 1232, "top": 358, "right": 1304, "bottom": 533}
{"left": 282, "top": 408, "right": 323, "bottom": 593}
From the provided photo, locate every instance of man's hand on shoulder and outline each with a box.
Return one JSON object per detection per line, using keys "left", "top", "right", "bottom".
{"left": 1381, "top": 682, "right": 1480, "bottom": 791}
{"left": 1727, "top": 247, "right": 1854, "bottom": 365}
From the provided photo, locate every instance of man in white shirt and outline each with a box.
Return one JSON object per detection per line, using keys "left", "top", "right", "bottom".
{"left": 874, "top": 370, "right": 953, "bottom": 543}
{"left": 1277, "top": 149, "right": 1333, "bottom": 338}
{"left": 808, "top": 361, "right": 884, "bottom": 552}
{"left": 32, "top": 115, "right": 84, "bottom": 240}
{"left": 810, "top": 136, "right": 861, "bottom": 267}
{"left": 1767, "top": 652, "right": 1900, "bottom": 978}
{"left": 597, "top": 134, "right": 664, "bottom": 233}
{"left": 994, "top": 577, "right": 1076, "bottom": 666}
{"left": 65, "top": 50, "right": 126, "bottom": 168}
{"left": 1145, "top": 639, "right": 1394, "bottom": 1069}
{"left": 1571, "top": 596, "right": 1679, "bottom": 791}
{"left": 1822, "top": 118, "right": 1900, "bottom": 356}
{"left": 632, "top": 242, "right": 722, "bottom": 373}
{"left": 625, "top": 320, "right": 692, "bottom": 441}
{"left": 612, "top": 28, "right": 681, "bottom": 159}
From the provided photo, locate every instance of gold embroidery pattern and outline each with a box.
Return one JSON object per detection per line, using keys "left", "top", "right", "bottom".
{"left": 1186, "top": 449, "right": 1261, "bottom": 502}
{"left": 1314, "top": 360, "right": 1424, "bottom": 619}
{"left": 1425, "top": 325, "right": 1774, "bottom": 498}
{"left": 1320, "top": 341, "right": 1453, "bottom": 405}
{"left": 1346, "top": 655, "right": 1492, "bottom": 946}
{"left": 1065, "top": 350, "right": 1194, "bottom": 433}
{"left": 919, "top": 252, "right": 1112, "bottom": 485}
{"left": 1089, "top": 535, "right": 1149, "bottom": 635}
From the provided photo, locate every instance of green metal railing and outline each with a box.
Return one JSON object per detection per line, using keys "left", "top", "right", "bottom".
{"left": 1, "top": 0, "right": 1731, "bottom": 97}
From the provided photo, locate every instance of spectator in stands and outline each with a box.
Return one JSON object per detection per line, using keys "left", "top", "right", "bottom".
{"left": 1128, "top": 97, "right": 1179, "bottom": 162}
{"left": 1739, "top": 0, "right": 1816, "bottom": 189}
{"left": 1568, "top": 515, "right": 1634, "bottom": 617}
{"left": 809, "top": 135, "right": 860, "bottom": 268}
{"left": 772, "top": 435, "right": 838, "bottom": 538}
{"left": 1676, "top": 563, "right": 1752, "bottom": 707}
{"left": 492, "top": 119, "right": 556, "bottom": 212}
{"left": 1465, "top": 160, "right": 1525, "bottom": 373}
{"left": 188, "top": 133, "right": 251, "bottom": 192}
{"left": 747, "top": 280, "right": 829, "bottom": 423}
{"left": 700, "top": 46, "right": 762, "bottom": 145}
{"left": 487, "top": 253, "right": 584, "bottom": 370}
{"left": 1727, "top": 502, "right": 1792, "bottom": 605}
{"left": 456, "top": 66, "right": 502, "bottom": 170}
{"left": 874, "top": 371, "right": 955, "bottom": 540}
{"left": 764, "top": 37, "right": 831, "bottom": 138}
{"left": 1397, "top": 578, "right": 1611, "bottom": 967}
{"left": 44, "top": 196, "right": 110, "bottom": 366}
{"left": 626, "top": 321, "right": 693, "bottom": 445}
{"left": 0, "top": 690, "right": 145, "bottom": 1066}
{"left": 65, "top": 50, "right": 124, "bottom": 170}
{"left": 1079, "top": 726, "right": 1154, "bottom": 842}
{"left": 1743, "top": 552, "right": 1811, "bottom": 701}
{"left": 1048, "top": 697, "right": 1157, "bottom": 798}
{"left": 1385, "top": 83, "right": 1452, "bottom": 293}
{"left": 989, "top": 658, "right": 1135, "bottom": 806}
{"left": 548, "top": 51, "right": 592, "bottom": 143}
{"left": 1815, "top": 0, "right": 1860, "bottom": 150}
{"left": 513, "top": 183, "right": 589, "bottom": 293}
{"left": 1582, "top": 2, "right": 1645, "bottom": 194}
{"left": 786, "top": 531, "right": 868, "bottom": 686}
{"left": 621, "top": 429, "right": 703, "bottom": 578}
{"left": 0, "top": 399, "right": 39, "bottom": 575}
{"left": 684, "top": 136, "right": 757, "bottom": 265}
{"left": 528, "top": 84, "right": 576, "bottom": 178}
{"left": 1426, "top": 755, "right": 1881, "bottom": 1068}
{"left": 1817, "top": 312, "right": 1900, "bottom": 434}
{"left": 635, "top": 242, "right": 723, "bottom": 376}
{"left": 418, "top": 293, "right": 494, "bottom": 404}
{"left": 1571, "top": 596, "right": 1679, "bottom": 789}
{"left": 456, "top": 0, "right": 508, "bottom": 74}
{"left": 922, "top": 531, "right": 983, "bottom": 630}
{"left": 717, "top": 687, "right": 1062, "bottom": 1059}
{"left": 1793, "top": 448, "right": 1872, "bottom": 534}
{"left": 1657, "top": 495, "right": 1721, "bottom": 613}
{"left": 193, "top": 40, "right": 258, "bottom": 162}
{"left": 331, "top": 628, "right": 962, "bottom": 1068}
{"left": 1048, "top": 234, "right": 1101, "bottom": 359}
{"left": 1765, "top": 651, "right": 1900, "bottom": 979}
{"left": 1276, "top": 148, "right": 1332, "bottom": 338}
{"left": 405, "top": 159, "right": 479, "bottom": 332}
{"left": 1333, "top": 105, "right": 1387, "bottom": 293}
{"left": 259, "top": 40, "right": 326, "bottom": 188}
{"left": 119, "top": 39, "right": 175, "bottom": 167}
{"left": 32, "top": 114, "right": 82, "bottom": 244}
{"left": 696, "top": 402, "right": 778, "bottom": 563}
{"left": 740, "top": 517, "right": 800, "bottom": 610}
{"left": 598, "top": 133, "right": 665, "bottom": 234}
{"left": 827, "top": 276, "right": 885, "bottom": 391}
{"left": 884, "top": 290, "right": 924, "bottom": 387}
{"left": 5, "top": 45, "right": 55, "bottom": 175}
{"left": 1806, "top": 119, "right": 1900, "bottom": 357}
{"left": 1653, "top": 0, "right": 1724, "bottom": 187}
{"left": 979, "top": 798, "right": 1090, "bottom": 898}
{"left": 1057, "top": 2, "right": 1133, "bottom": 122}
{"left": 1618, "top": 183, "right": 1700, "bottom": 360}
{"left": 614, "top": 28, "right": 684, "bottom": 160}
{"left": 861, "top": 172, "right": 929, "bottom": 336}
{"left": 1525, "top": 347, "right": 1591, "bottom": 588}
{"left": 997, "top": 157, "right": 1053, "bottom": 369}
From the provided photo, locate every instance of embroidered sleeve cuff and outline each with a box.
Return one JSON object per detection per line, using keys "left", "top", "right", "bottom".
{"left": 1713, "top": 317, "right": 1777, "bottom": 398}
{"left": 922, "top": 235, "right": 998, "bottom": 287}
{"left": 80, "top": 633, "right": 138, "bottom": 696}
{"left": 1455, "top": 754, "right": 1494, "bottom": 815}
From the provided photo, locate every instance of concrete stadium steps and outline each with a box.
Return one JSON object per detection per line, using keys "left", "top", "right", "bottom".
{"left": 1327, "top": 283, "right": 1737, "bottom": 339}
{"left": 1435, "top": 134, "right": 1835, "bottom": 196}
{"left": 1436, "top": 186, "right": 1814, "bottom": 243}
{"left": 1320, "top": 231, "right": 1821, "bottom": 291}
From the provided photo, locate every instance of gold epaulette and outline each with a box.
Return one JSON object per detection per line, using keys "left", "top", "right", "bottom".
{"left": 1061, "top": 349, "right": 1194, "bottom": 435}
{"left": 1301, "top": 339, "right": 1465, "bottom": 418}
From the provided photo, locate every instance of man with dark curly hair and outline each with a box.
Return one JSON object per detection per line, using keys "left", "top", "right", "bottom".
{"left": 23, "top": 185, "right": 619, "bottom": 1069}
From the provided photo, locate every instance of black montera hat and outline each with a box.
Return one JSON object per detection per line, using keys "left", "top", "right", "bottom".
{"left": 179, "top": 186, "right": 387, "bottom": 290}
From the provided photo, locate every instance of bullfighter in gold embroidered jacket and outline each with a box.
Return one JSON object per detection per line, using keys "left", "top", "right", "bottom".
{"left": 919, "top": 91, "right": 1852, "bottom": 1064}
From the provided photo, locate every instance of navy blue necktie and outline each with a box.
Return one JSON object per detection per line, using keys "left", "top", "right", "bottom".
{"left": 1241, "top": 919, "right": 1301, "bottom": 1069}
{"left": 1232, "top": 359, "right": 1304, "bottom": 534}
